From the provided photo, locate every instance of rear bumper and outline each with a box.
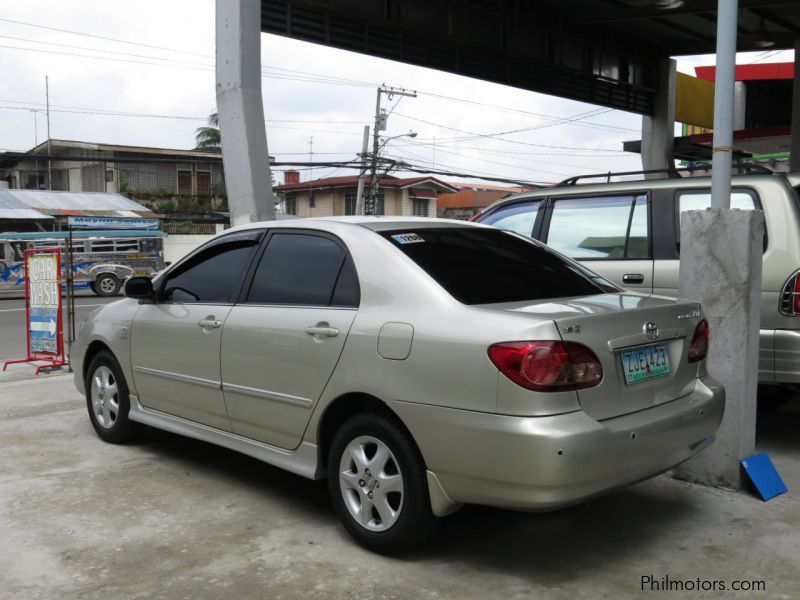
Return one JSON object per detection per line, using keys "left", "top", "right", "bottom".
{"left": 773, "top": 329, "right": 800, "bottom": 384}
{"left": 391, "top": 374, "right": 724, "bottom": 511}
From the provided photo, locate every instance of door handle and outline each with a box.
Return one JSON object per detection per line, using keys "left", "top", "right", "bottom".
{"left": 198, "top": 317, "right": 222, "bottom": 329}
{"left": 622, "top": 273, "right": 645, "bottom": 284}
{"left": 306, "top": 323, "right": 339, "bottom": 338}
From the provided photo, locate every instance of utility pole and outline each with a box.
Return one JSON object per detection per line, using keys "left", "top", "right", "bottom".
{"left": 366, "top": 85, "right": 416, "bottom": 215}
{"left": 45, "top": 76, "right": 52, "bottom": 190}
{"left": 308, "top": 136, "right": 314, "bottom": 180}
{"left": 354, "top": 125, "right": 370, "bottom": 215}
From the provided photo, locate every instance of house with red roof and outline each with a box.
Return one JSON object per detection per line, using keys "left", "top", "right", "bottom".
{"left": 273, "top": 170, "right": 457, "bottom": 217}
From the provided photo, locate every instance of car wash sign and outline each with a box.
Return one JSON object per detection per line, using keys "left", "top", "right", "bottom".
{"left": 26, "top": 249, "right": 64, "bottom": 357}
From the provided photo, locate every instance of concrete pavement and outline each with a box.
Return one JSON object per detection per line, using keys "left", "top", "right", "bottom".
{"left": 1, "top": 375, "right": 799, "bottom": 599}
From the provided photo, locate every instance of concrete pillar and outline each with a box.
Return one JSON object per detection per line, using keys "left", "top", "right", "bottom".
{"left": 674, "top": 209, "right": 764, "bottom": 489}
{"left": 641, "top": 58, "right": 676, "bottom": 177}
{"left": 791, "top": 39, "right": 800, "bottom": 172}
{"left": 215, "top": 0, "right": 274, "bottom": 225}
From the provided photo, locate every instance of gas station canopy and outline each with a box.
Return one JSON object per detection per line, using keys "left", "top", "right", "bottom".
{"left": 261, "top": 0, "right": 799, "bottom": 115}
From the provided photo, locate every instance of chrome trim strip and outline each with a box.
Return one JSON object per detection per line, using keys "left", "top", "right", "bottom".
{"left": 133, "top": 366, "right": 220, "bottom": 390}
{"left": 607, "top": 328, "right": 684, "bottom": 352}
{"left": 127, "top": 400, "right": 322, "bottom": 480}
{"left": 222, "top": 382, "right": 313, "bottom": 408}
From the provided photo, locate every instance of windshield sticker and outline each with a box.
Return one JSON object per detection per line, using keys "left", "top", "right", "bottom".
{"left": 392, "top": 233, "right": 425, "bottom": 245}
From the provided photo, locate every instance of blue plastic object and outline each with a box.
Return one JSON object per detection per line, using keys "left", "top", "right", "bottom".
{"left": 741, "top": 452, "right": 788, "bottom": 501}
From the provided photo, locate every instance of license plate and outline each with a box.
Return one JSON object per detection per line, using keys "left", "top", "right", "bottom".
{"left": 620, "top": 344, "right": 671, "bottom": 385}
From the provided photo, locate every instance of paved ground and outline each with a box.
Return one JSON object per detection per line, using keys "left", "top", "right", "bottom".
{"left": 0, "top": 295, "right": 117, "bottom": 377}
{"left": 1, "top": 376, "right": 799, "bottom": 599}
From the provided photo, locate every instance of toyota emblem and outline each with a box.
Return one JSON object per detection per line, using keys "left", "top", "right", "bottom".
{"left": 643, "top": 321, "right": 659, "bottom": 340}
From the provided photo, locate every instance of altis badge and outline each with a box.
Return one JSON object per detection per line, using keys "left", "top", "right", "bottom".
{"left": 392, "top": 233, "right": 425, "bottom": 244}
{"left": 676, "top": 309, "right": 703, "bottom": 320}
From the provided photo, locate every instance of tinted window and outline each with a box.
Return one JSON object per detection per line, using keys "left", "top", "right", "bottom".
{"left": 546, "top": 195, "right": 649, "bottom": 259}
{"left": 480, "top": 200, "right": 540, "bottom": 236}
{"left": 381, "top": 227, "right": 603, "bottom": 305}
{"left": 247, "top": 233, "right": 357, "bottom": 306}
{"left": 162, "top": 239, "right": 258, "bottom": 303}
{"left": 330, "top": 255, "right": 360, "bottom": 307}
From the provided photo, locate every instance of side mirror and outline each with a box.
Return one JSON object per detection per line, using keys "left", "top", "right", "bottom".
{"left": 124, "top": 276, "right": 155, "bottom": 300}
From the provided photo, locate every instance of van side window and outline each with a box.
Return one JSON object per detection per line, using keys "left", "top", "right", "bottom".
{"left": 545, "top": 195, "right": 649, "bottom": 260}
{"left": 676, "top": 191, "right": 761, "bottom": 251}
{"left": 480, "top": 200, "right": 541, "bottom": 236}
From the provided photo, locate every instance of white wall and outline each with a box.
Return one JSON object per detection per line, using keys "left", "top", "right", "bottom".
{"left": 163, "top": 234, "right": 214, "bottom": 265}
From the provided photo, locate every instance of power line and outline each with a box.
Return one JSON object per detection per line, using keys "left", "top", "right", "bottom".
{"left": 392, "top": 113, "right": 622, "bottom": 151}
{"left": 0, "top": 17, "right": 211, "bottom": 58}
{"left": 0, "top": 22, "right": 636, "bottom": 133}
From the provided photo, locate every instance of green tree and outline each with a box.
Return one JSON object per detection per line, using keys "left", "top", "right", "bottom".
{"left": 195, "top": 111, "right": 220, "bottom": 148}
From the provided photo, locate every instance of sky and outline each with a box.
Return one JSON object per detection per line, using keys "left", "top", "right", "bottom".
{"left": 0, "top": 0, "right": 794, "bottom": 187}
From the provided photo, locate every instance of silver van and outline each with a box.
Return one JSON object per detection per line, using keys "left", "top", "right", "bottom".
{"left": 474, "top": 170, "right": 800, "bottom": 395}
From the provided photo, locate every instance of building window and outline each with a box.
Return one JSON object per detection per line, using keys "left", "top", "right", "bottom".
{"left": 177, "top": 169, "right": 192, "bottom": 195}
{"left": 345, "top": 192, "right": 356, "bottom": 215}
{"left": 345, "top": 191, "right": 383, "bottom": 215}
{"left": 412, "top": 198, "right": 429, "bottom": 217}
{"left": 309, "top": 193, "right": 316, "bottom": 208}
{"left": 196, "top": 171, "right": 211, "bottom": 196}
{"left": 285, "top": 193, "right": 297, "bottom": 215}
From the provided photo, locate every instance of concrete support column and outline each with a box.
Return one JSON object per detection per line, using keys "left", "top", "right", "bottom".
{"left": 674, "top": 209, "right": 764, "bottom": 489}
{"left": 216, "top": 0, "right": 274, "bottom": 225}
{"left": 791, "top": 39, "right": 800, "bottom": 172}
{"left": 640, "top": 58, "right": 676, "bottom": 176}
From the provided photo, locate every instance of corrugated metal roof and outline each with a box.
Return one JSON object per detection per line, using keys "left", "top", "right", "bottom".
{"left": 6, "top": 190, "right": 150, "bottom": 212}
{"left": 0, "top": 191, "right": 53, "bottom": 220}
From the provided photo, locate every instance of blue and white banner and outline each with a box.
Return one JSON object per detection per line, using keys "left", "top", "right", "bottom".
{"left": 68, "top": 216, "right": 159, "bottom": 230}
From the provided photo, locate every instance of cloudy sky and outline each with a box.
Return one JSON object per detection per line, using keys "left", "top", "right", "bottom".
{"left": 0, "top": 0, "right": 793, "bottom": 186}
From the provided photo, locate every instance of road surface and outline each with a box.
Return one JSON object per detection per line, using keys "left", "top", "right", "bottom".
{"left": 0, "top": 294, "right": 118, "bottom": 364}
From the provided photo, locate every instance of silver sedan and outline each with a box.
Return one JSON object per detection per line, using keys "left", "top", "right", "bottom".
{"left": 72, "top": 217, "right": 724, "bottom": 553}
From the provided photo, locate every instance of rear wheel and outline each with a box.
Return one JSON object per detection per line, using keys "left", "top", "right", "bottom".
{"left": 327, "top": 412, "right": 438, "bottom": 554}
{"left": 94, "top": 273, "right": 120, "bottom": 297}
{"left": 85, "top": 350, "right": 142, "bottom": 443}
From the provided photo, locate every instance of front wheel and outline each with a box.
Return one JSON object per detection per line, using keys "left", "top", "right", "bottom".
{"left": 327, "top": 412, "right": 439, "bottom": 554}
{"left": 94, "top": 274, "right": 120, "bottom": 297}
{"left": 85, "top": 351, "right": 142, "bottom": 443}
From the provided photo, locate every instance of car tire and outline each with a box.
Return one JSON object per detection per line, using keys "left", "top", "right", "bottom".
{"left": 94, "top": 274, "right": 120, "bottom": 297}
{"left": 85, "top": 350, "right": 142, "bottom": 443}
{"left": 327, "top": 412, "right": 439, "bottom": 554}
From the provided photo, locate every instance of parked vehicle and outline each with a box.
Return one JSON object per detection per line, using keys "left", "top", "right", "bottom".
{"left": 72, "top": 217, "right": 724, "bottom": 553}
{"left": 474, "top": 169, "right": 800, "bottom": 396}
{"left": 0, "top": 230, "right": 165, "bottom": 297}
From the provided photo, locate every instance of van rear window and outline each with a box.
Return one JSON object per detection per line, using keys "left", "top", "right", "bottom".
{"left": 381, "top": 227, "right": 606, "bottom": 305}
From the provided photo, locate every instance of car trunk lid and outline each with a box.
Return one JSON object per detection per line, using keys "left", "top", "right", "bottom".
{"left": 490, "top": 293, "right": 704, "bottom": 420}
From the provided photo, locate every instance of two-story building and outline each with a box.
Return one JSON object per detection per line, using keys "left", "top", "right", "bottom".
{"left": 273, "top": 170, "right": 457, "bottom": 217}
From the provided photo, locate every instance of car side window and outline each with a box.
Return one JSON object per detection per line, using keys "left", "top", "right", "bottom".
{"left": 246, "top": 232, "right": 359, "bottom": 307}
{"left": 545, "top": 194, "right": 650, "bottom": 259}
{"left": 161, "top": 236, "right": 260, "bottom": 303}
{"left": 480, "top": 200, "right": 540, "bottom": 236}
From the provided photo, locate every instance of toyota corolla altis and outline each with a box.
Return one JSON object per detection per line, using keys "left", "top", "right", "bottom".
{"left": 72, "top": 217, "right": 724, "bottom": 553}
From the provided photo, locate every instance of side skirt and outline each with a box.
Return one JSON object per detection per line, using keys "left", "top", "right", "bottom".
{"left": 128, "top": 395, "right": 324, "bottom": 480}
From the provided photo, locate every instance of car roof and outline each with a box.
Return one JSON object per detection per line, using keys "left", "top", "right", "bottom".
{"left": 226, "top": 215, "right": 489, "bottom": 234}
{"left": 483, "top": 172, "right": 794, "bottom": 213}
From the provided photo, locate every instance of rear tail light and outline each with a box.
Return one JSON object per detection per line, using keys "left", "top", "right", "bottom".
{"left": 779, "top": 270, "right": 800, "bottom": 316}
{"left": 488, "top": 341, "right": 603, "bottom": 392}
{"left": 688, "top": 319, "right": 709, "bottom": 363}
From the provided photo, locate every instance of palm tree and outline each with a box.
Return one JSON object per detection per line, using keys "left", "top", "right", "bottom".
{"left": 195, "top": 111, "right": 220, "bottom": 148}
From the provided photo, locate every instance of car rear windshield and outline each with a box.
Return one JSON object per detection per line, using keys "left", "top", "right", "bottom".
{"left": 381, "top": 227, "right": 606, "bottom": 305}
